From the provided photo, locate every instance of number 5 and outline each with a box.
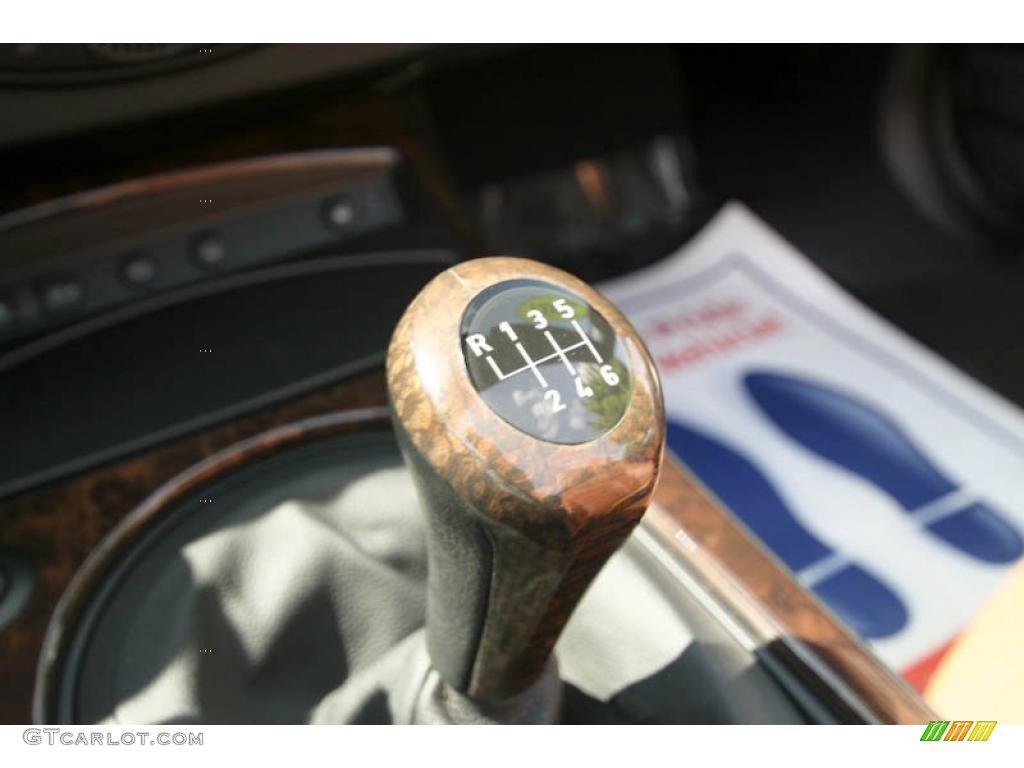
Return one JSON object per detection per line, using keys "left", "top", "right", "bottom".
{"left": 552, "top": 298, "right": 575, "bottom": 319}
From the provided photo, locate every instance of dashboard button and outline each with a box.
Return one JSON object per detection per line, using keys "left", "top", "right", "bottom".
{"left": 38, "top": 277, "right": 85, "bottom": 314}
{"left": 191, "top": 232, "right": 229, "bottom": 270}
{"left": 323, "top": 195, "right": 357, "bottom": 231}
{"left": 120, "top": 252, "right": 159, "bottom": 288}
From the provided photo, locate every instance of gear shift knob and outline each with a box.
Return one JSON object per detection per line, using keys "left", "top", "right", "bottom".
{"left": 387, "top": 257, "right": 664, "bottom": 707}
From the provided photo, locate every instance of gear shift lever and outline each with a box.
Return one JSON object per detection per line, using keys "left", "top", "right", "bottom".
{"left": 387, "top": 257, "right": 664, "bottom": 719}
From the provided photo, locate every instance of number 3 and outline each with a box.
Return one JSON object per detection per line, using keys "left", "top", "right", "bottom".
{"left": 527, "top": 309, "right": 548, "bottom": 330}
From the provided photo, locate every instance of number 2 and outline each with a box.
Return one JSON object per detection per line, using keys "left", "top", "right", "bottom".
{"left": 544, "top": 389, "right": 566, "bottom": 413}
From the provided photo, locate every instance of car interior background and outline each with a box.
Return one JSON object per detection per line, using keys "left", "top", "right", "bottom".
{"left": 1, "top": 43, "right": 1022, "bottom": 725}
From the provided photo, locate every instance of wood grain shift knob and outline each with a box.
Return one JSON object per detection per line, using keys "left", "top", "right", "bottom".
{"left": 386, "top": 257, "right": 665, "bottom": 703}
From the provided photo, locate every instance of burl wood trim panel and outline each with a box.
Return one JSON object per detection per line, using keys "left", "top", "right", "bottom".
{"left": 387, "top": 257, "right": 666, "bottom": 701}
{"left": 647, "top": 455, "right": 936, "bottom": 724}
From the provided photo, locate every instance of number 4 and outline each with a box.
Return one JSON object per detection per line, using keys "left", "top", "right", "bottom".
{"left": 575, "top": 376, "right": 594, "bottom": 398}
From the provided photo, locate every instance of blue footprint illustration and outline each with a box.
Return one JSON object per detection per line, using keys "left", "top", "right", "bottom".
{"left": 744, "top": 371, "right": 1024, "bottom": 564}
{"left": 666, "top": 419, "right": 908, "bottom": 638}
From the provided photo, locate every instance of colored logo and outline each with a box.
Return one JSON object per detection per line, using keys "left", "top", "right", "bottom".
{"left": 920, "top": 720, "right": 997, "bottom": 741}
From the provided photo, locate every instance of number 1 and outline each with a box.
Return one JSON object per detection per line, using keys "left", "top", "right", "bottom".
{"left": 498, "top": 321, "right": 518, "bottom": 341}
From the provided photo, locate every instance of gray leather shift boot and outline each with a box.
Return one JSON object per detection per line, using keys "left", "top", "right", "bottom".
{"left": 65, "top": 432, "right": 802, "bottom": 724}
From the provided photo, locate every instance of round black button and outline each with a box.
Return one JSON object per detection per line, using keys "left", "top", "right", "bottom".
{"left": 460, "top": 279, "right": 632, "bottom": 444}
{"left": 191, "top": 232, "right": 229, "bottom": 270}
{"left": 323, "top": 195, "right": 357, "bottom": 231}
{"left": 38, "top": 277, "right": 85, "bottom": 315}
{"left": 120, "top": 252, "right": 159, "bottom": 288}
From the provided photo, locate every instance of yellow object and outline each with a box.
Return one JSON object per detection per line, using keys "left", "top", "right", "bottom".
{"left": 926, "top": 562, "right": 1024, "bottom": 723}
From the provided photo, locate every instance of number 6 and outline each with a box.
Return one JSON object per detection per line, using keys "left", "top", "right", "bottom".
{"left": 600, "top": 364, "right": 619, "bottom": 386}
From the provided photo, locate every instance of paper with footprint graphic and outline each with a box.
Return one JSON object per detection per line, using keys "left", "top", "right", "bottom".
{"left": 599, "top": 203, "right": 1024, "bottom": 678}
